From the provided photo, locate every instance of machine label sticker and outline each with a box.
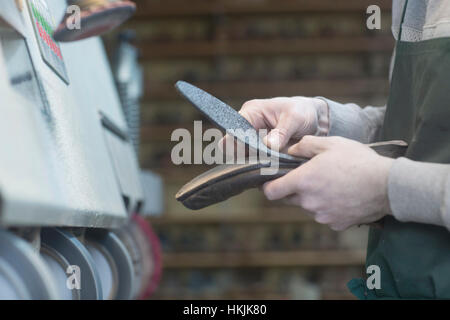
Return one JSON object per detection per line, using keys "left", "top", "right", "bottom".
{"left": 27, "top": 0, "right": 70, "bottom": 84}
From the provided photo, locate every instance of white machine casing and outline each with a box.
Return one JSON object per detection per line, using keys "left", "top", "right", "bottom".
{"left": 0, "top": 0, "right": 143, "bottom": 228}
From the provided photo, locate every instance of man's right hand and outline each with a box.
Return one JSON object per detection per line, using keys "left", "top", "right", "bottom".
{"left": 230, "top": 97, "right": 330, "bottom": 152}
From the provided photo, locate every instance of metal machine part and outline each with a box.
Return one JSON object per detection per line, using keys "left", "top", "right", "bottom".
{"left": 40, "top": 228, "right": 103, "bottom": 299}
{"left": 113, "top": 30, "right": 143, "bottom": 157}
{"left": 40, "top": 246, "right": 79, "bottom": 300}
{"left": 0, "top": 229, "right": 59, "bottom": 299}
{"left": 113, "top": 224, "right": 144, "bottom": 299}
{"left": 140, "top": 170, "right": 164, "bottom": 217}
{"left": 84, "top": 242, "right": 118, "bottom": 299}
{"left": 28, "top": 0, "right": 69, "bottom": 83}
{"left": 0, "top": 0, "right": 143, "bottom": 227}
{"left": 0, "top": 0, "right": 161, "bottom": 300}
{"left": 131, "top": 214, "right": 162, "bottom": 299}
{"left": 0, "top": 258, "right": 28, "bottom": 299}
{"left": 0, "top": 225, "right": 163, "bottom": 300}
{"left": 6, "top": 225, "right": 160, "bottom": 300}
{"left": 112, "top": 31, "right": 165, "bottom": 217}
{"left": 85, "top": 229, "right": 134, "bottom": 300}
{"left": 112, "top": 214, "right": 163, "bottom": 299}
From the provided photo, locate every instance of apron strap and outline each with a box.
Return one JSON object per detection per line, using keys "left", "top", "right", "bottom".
{"left": 398, "top": 0, "right": 409, "bottom": 41}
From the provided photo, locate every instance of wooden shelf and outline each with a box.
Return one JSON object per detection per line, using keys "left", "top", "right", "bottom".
{"left": 135, "top": 0, "right": 391, "bottom": 17}
{"left": 162, "top": 249, "right": 366, "bottom": 268}
{"left": 139, "top": 35, "right": 394, "bottom": 58}
{"left": 144, "top": 78, "right": 389, "bottom": 100}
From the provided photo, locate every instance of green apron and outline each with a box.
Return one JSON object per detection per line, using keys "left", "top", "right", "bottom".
{"left": 348, "top": 1, "right": 450, "bottom": 299}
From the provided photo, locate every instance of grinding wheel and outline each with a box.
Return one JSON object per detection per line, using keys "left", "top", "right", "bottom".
{"left": 53, "top": 0, "right": 136, "bottom": 42}
{"left": 132, "top": 214, "right": 163, "bottom": 300}
{"left": 40, "top": 228, "right": 103, "bottom": 299}
{"left": 85, "top": 229, "right": 134, "bottom": 300}
{"left": 113, "top": 223, "right": 145, "bottom": 299}
{"left": 83, "top": 241, "right": 119, "bottom": 300}
{"left": 40, "top": 245, "right": 80, "bottom": 299}
{"left": 0, "top": 229, "right": 59, "bottom": 299}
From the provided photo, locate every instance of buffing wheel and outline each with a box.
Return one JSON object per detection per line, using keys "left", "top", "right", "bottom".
{"left": 53, "top": 0, "right": 136, "bottom": 42}
{"left": 132, "top": 214, "right": 163, "bottom": 300}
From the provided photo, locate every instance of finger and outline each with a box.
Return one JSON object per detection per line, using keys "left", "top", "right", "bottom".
{"left": 279, "top": 138, "right": 298, "bottom": 154}
{"left": 287, "top": 135, "right": 335, "bottom": 158}
{"left": 263, "top": 111, "right": 304, "bottom": 151}
{"left": 239, "top": 99, "right": 273, "bottom": 130}
{"left": 240, "top": 97, "right": 297, "bottom": 129}
{"left": 262, "top": 166, "right": 304, "bottom": 201}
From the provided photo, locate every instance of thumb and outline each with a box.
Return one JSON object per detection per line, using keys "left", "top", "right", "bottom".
{"left": 287, "top": 135, "right": 334, "bottom": 158}
{"left": 263, "top": 114, "right": 299, "bottom": 151}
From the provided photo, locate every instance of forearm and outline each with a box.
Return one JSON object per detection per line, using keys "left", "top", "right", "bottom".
{"left": 388, "top": 158, "right": 450, "bottom": 230}
{"left": 317, "top": 97, "right": 386, "bottom": 143}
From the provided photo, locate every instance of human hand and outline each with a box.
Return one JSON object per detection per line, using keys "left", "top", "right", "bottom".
{"left": 220, "top": 97, "right": 329, "bottom": 154}
{"left": 263, "top": 136, "right": 394, "bottom": 231}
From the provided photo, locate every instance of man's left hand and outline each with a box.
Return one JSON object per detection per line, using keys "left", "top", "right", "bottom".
{"left": 263, "top": 136, "right": 394, "bottom": 231}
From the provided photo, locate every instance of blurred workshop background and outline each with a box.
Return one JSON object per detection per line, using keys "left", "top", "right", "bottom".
{"left": 104, "top": 0, "right": 394, "bottom": 299}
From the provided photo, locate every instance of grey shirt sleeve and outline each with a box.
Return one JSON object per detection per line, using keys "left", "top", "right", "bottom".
{"left": 388, "top": 158, "right": 450, "bottom": 230}
{"left": 317, "top": 97, "right": 450, "bottom": 231}
{"left": 317, "top": 97, "right": 386, "bottom": 143}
